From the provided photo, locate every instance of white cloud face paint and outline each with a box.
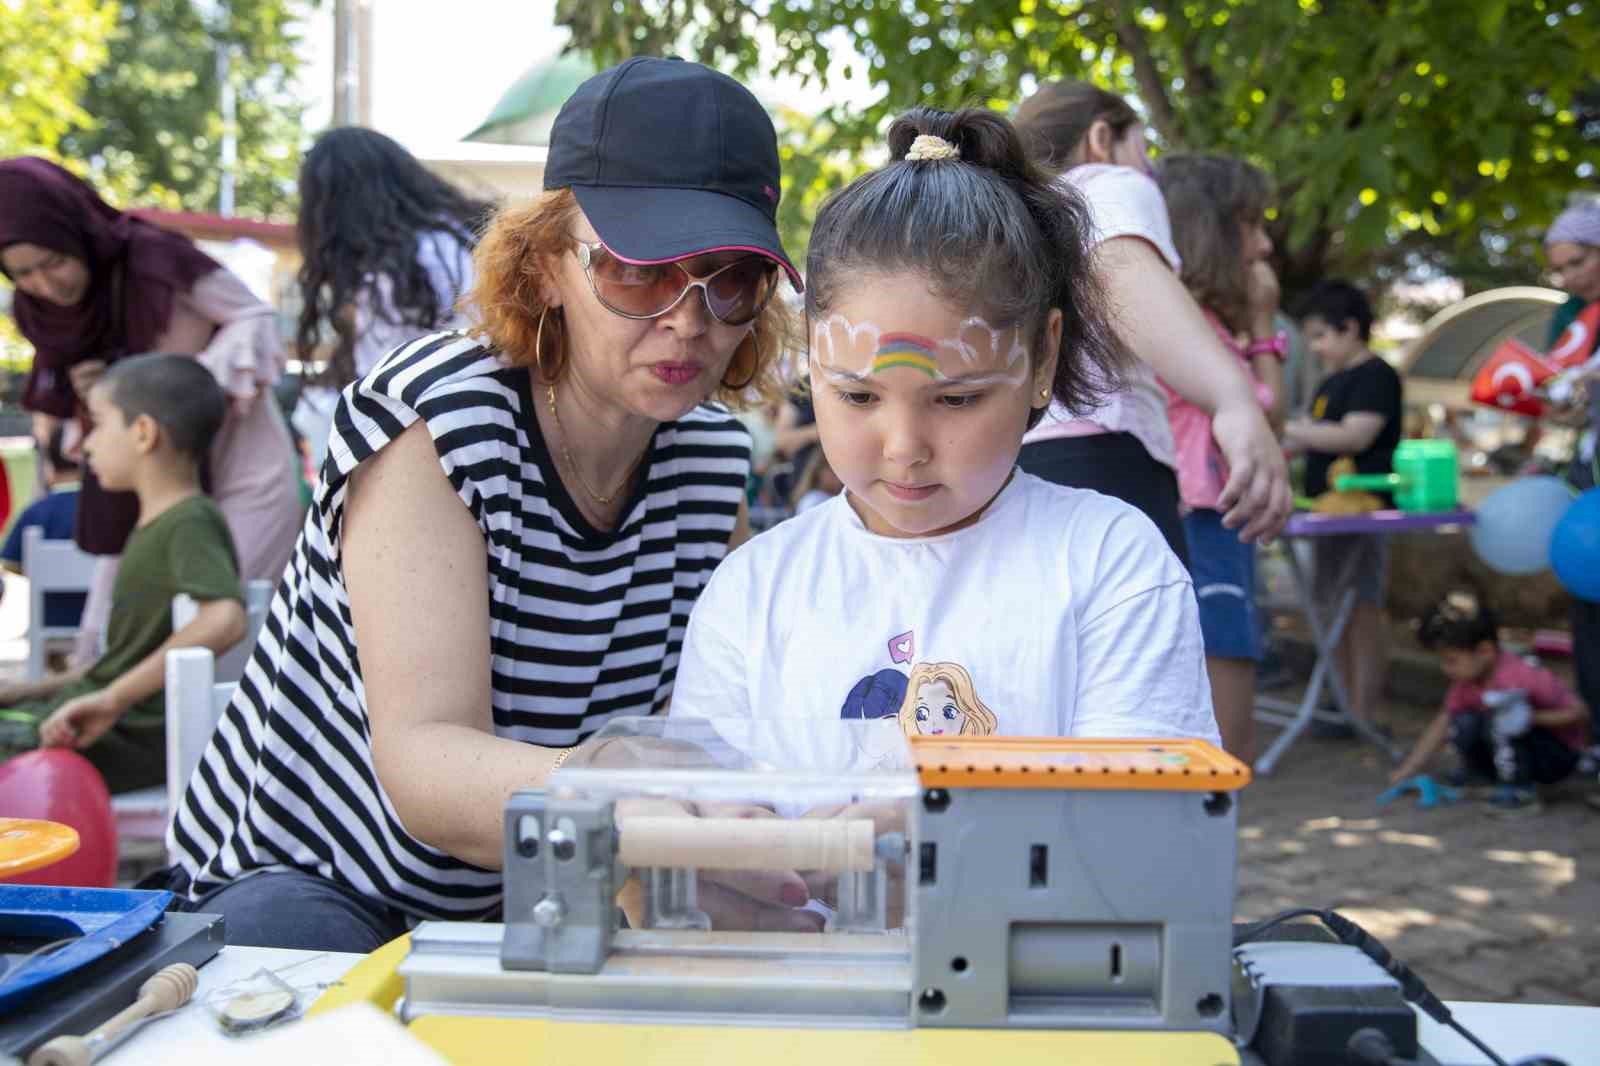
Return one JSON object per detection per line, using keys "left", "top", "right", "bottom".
{"left": 810, "top": 313, "right": 1031, "bottom": 388}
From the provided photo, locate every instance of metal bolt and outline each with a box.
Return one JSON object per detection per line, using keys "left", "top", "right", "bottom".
{"left": 532, "top": 895, "right": 565, "bottom": 928}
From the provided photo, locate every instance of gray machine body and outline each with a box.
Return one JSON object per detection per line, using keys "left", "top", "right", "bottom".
{"left": 912, "top": 785, "right": 1237, "bottom": 1034}
{"left": 423, "top": 782, "right": 1237, "bottom": 1033}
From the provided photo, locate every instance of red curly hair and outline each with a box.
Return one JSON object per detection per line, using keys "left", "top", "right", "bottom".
{"left": 465, "top": 188, "right": 796, "bottom": 409}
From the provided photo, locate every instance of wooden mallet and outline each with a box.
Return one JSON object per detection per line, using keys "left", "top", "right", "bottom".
{"left": 29, "top": 962, "right": 199, "bottom": 1066}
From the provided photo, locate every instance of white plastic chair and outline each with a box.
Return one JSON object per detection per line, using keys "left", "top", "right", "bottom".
{"left": 21, "top": 526, "right": 97, "bottom": 680}
{"left": 171, "top": 578, "right": 273, "bottom": 684}
{"left": 111, "top": 649, "right": 237, "bottom": 855}
{"left": 112, "top": 580, "right": 272, "bottom": 852}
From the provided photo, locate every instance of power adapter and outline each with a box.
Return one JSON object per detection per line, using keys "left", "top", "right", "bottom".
{"left": 1234, "top": 941, "right": 1426, "bottom": 1066}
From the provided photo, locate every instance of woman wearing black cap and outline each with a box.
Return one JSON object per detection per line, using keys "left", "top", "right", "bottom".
{"left": 164, "top": 58, "right": 806, "bottom": 950}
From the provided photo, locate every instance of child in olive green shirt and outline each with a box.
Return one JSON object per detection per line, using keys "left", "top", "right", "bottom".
{"left": 0, "top": 355, "right": 248, "bottom": 793}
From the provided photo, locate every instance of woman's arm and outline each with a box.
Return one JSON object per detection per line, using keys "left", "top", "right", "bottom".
{"left": 1094, "top": 237, "right": 1292, "bottom": 542}
{"left": 177, "top": 269, "right": 286, "bottom": 410}
{"left": 345, "top": 421, "right": 563, "bottom": 871}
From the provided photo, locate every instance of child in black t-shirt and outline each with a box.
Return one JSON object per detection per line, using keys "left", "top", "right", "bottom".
{"left": 1287, "top": 281, "right": 1403, "bottom": 734}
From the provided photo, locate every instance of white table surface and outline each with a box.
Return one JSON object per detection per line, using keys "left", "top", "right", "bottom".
{"left": 102, "top": 946, "right": 362, "bottom": 1064}
{"left": 96, "top": 946, "right": 1600, "bottom": 1065}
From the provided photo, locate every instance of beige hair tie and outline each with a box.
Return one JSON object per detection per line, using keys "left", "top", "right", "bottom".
{"left": 905, "top": 134, "right": 960, "bottom": 162}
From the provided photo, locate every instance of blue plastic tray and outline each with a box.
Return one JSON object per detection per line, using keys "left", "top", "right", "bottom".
{"left": 0, "top": 886, "right": 171, "bottom": 1013}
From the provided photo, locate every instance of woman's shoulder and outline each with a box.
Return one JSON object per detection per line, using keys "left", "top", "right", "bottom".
{"left": 358, "top": 331, "right": 515, "bottom": 404}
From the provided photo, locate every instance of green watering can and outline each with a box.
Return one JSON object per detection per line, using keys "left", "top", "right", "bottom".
{"left": 1335, "top": 439, "right": 1459, "bottom": 512}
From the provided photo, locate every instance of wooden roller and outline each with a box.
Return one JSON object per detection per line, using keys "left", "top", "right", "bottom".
{"left": 618, "top": 817, "right": 876, "bottom": 872}
{"left": 30, "top": 962, "right": 198, "bottom": 1066}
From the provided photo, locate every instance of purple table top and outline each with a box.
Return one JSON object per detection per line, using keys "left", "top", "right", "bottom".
{"left": 1282, "top": 508, "right": 1476, "bottom": 537}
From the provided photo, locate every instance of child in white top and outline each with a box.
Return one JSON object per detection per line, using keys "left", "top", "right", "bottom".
{"left": 673, "top": 107, "right": 1218, "bottom": 751}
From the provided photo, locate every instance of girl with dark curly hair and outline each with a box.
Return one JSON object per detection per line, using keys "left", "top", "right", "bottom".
{"left": 291, "top": 127, "right": 492, "bottom": 465}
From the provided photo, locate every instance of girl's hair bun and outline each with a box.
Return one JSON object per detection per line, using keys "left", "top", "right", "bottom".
{"left": 887, "top": 107, "right": 1043, "bottom": 187}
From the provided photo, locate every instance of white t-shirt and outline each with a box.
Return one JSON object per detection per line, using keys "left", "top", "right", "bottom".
{"left": 1024, "top": 164, "right": 1180, "bottom": 471}
{"left": 673, "top": 473, "right": 1217, "bottom": 754}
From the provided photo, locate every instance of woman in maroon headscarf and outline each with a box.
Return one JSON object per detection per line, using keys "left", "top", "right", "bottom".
{"left": 0, "top": 158, "right": 301, "bottom": 640}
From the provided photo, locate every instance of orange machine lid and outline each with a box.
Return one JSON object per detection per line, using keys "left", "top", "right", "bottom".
{"left": 911, "top": 736, "right": 1251, "bottom": 792}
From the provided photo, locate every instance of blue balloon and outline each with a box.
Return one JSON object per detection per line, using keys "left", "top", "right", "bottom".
{"left": 1469, "top": 476, "right": 1575, "bottom": 576}
{"left": 1551, "top": 489, "right": 1600, "bottom": 602}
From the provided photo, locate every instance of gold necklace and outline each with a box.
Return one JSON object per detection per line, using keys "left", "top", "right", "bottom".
{"left": 545, "top": 383, "right": 644, "bottom": 507}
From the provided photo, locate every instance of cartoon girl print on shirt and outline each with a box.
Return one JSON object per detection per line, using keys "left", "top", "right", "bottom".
{"left": 897, "top": 662, "right": 998, "bottom": 738}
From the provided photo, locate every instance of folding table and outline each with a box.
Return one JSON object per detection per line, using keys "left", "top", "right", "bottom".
{"left": 1254, "top": 509, "right": 1475, "bottom": 774}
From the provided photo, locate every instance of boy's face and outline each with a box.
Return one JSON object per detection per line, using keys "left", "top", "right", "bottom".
{"left": 1301, "top": 315, "right": 1364, "bottom": 370}
{"left": 82, "top": 384, "right": 143, "bottom": 491}
{"left": 808, "top": 271, "right": 1059, "bottom": 539}
{"left": 1438, "top": 642, "right": 1497, "bottom": 685}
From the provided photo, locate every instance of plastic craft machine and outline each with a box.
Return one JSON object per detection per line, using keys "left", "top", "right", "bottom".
{"left": 372, "top": 718, "right": 1276, "bottom": 1063}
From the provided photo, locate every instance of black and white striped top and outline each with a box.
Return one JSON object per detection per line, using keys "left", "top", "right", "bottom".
{"left": 171, "top": 333, "right": 750, "bottom": 918}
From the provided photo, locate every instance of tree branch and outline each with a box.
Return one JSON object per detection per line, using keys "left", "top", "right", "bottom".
{"left": 1114, "top": 0, "right": 1183, "bottom": 147}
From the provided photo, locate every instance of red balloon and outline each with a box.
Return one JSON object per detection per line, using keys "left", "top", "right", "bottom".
{"left": 0, "top": 749, "right": 117, "bottom": 886}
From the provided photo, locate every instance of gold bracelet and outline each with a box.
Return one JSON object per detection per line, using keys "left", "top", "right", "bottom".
{"left": 550, "top": 746, "right": 576, "bottom": 774}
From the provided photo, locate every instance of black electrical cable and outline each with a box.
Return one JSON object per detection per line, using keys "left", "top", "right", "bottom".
{"left": 1235, "top": 908, "right": 1569, "bottom": 1066}
{"left": 1231, "top": 907, "right": 1325, "bottom": 945}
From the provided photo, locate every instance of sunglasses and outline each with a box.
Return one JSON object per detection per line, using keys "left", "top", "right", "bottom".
{"left": 573, "top": 239, "right": 779, "bottom": 326}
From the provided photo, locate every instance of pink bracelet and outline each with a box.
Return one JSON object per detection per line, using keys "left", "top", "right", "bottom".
{"left": 1245, "top": 331, "right": 1289, "bottom": 360}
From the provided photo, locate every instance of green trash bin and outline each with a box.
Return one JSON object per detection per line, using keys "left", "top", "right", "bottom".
{"left": 1335, "top": 439, "right": 1458, "bottom": 512}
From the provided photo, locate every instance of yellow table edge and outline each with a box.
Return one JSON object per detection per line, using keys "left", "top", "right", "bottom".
{"left": 314, "top": 937, "right": 1238, "bottom": 1065}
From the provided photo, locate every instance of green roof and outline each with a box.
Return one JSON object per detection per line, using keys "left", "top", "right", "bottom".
{"left": 464, "top": 52, "right": 596, "bottom": 145}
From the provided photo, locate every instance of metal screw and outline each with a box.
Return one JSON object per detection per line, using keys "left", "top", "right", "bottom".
{"left": 532, "top": 895, "right": 565, "bottom": 928}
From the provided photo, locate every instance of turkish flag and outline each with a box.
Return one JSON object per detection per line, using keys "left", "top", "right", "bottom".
{"left": 1471, "top": 338, "right": 1557, "bottom": 416}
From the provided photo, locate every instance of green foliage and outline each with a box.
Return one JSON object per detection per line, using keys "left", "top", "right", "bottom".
{"left": 556, "top": 0, "right": 1600, "bottom": 297}
{"left": 58, "top": 0, "right": 313, "bottom": 220}
{"left": 0, "top": 0, "right": 119, "bottom": 361}
{"left": 0, "top": 0, "right": 118, "bottom": 160}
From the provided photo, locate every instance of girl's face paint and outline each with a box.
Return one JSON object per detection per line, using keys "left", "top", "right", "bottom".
{"left": 870, "top": 334, "right": 942, "bottom": 378}
{"left": 807, "top": 271, "right": 1062, "bottom": 539}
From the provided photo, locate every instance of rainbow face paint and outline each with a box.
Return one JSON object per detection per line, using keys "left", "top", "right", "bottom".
{"left": 811, "top": 314, "right": 1031, "bottom": 388}
{"left": 869, "top": 333, "right": 942, "bottom": 378}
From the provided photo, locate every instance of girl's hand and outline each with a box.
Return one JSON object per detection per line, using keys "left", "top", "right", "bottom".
{"left": 1246, "top": 261, "right": 1281, "bottom": 328}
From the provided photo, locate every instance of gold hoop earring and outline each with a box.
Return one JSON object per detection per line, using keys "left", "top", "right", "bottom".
{"left": 722, "top": 331, "right": 761, "bottom": 390}
{"left": 534, "top": 307, "right": 550, "bottom": 377}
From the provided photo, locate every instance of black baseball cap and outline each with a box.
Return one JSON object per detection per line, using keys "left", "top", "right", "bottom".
{"left": 544, "top": 56, "right": 802, "bottom": 291}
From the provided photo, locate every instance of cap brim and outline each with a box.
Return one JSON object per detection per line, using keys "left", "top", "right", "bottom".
{"left": 572, "top": 184, "right": 803, "bottom": 292}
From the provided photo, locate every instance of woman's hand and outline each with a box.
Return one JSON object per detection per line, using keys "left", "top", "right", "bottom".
{"left": 68, "top": 360, "right": 107, "bottom": 402}
{"left": 1212, "top": 400, "right": 1293, "bottom": 543}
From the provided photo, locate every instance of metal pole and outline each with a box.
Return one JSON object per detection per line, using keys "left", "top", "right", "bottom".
{"left": 217, "top": 44, "right": 237, "bottom": 216}
{"left": 356, "top": 0, "right": 374, "bottom": 126}
{"left": 332, "top": 0, "right": 353, "bottom": 126}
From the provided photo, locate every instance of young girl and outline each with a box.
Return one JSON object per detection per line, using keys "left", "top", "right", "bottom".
{"left": 1011, "top": 81, "right": 1291, "bottom": 560}
{"left": 671, "top": 108, "right": 1218, "bottom": 745}
{"left": 1157, "top": 154, "right": 1284, "bottom": 761}
{"left": 291, "top": 127, "right": 491, "bottom": 469}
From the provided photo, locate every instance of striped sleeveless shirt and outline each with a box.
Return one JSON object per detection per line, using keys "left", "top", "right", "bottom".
{"left": 171, "top": 333, "right": 751, "bottom": 918}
